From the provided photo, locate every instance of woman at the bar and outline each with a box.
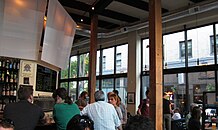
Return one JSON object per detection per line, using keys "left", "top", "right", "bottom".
{"left": 52, "top": 88, "right": 80, "bottom": 130}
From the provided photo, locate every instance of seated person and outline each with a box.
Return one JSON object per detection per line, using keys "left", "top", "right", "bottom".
{"left": 67, "top": 114, "right": 94, "bottom": 130}
{"left": 3, "top": 85, "right": 45, "bottom": 130}
{"left": 0, "top": 118, "right": 15, "bottom": 130}
{"left": 75, "top": 99, "right": 87, "bottom": 111}
{"left": 124, "top": 115, "right": 154, "bottom": 130}
{"left": 53, "top": 88, "right": 80, "bottom": 130}
{"left": 188, "top": 106, "right": 201, "bottom": 130}
{"left": 172, "top": 108, "right": 181, "bottom": 120}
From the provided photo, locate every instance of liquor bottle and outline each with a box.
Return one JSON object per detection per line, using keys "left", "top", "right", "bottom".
{"left": 6, "top": 84, "right": 10, "bottom": 96}
{"left": 10, "top": 72, "right": 13, "bottom": 83}
{"left": 6, "top": 60, "right": 9, "bottom": 69}
{"left": 13, "top": 84, "right": 17, "bottom": 96}
{"left": 2, "top": 60, "right": 5, "bottom": 68}
{"left": 2, "top": 85, "right": 5, "bottom": 96}
{"left": 9, "top": 60, "right": 13, "bottom": 69}
{"left": 2, "top": 73, "right": 4, "bottom": 81}
{"left": 17, "top": 61, "right": 20, "bottom": 69}
{"left": 10, "top": 84, "right": 13, "bottom": 96}
{"left": 0, "top": 59, "right": 2, "bottom": 67}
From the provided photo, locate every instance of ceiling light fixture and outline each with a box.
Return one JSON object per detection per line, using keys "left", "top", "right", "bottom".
{"left": 92, "top": 7, "right": 95, "bottom": 10}
{"left": 80, "top": 18, "right": 83, "bottom": 22}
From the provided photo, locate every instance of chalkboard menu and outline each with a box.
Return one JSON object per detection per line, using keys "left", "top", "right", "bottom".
{"left": 36, "top": 65, "right": 57, "bottom": 92}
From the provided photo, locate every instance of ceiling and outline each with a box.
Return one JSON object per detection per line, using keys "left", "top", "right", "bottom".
{"left": 58, "top": 0, "right": 211, "bottom": 44}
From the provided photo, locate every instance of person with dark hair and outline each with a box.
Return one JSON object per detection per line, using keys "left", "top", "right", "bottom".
{"left": 0, "top": 118, "right": 15, "bottom": 130}
{"left": 75, "top": 99, "right": 88, "bottom": 111}
{"left": 124, "top": 115, "right": 154, "bottom": 130}
{"left": 137, "top": 89, "right": 150, "bottom": 117}
{"left": 53, "top": 88, "right": 80, "bottom": 130}
{"left": 113, "top": 90, "right": 127, "bottom": 124}
{"left": 79, "top": 91, "right": 89, "bottom": 103}
{"left": 67, "top": 114, "right": 94, "bottom": 130}
{"left": 163, "top": 92, "right": 172, "bottom": 130}
{"left": 81, "top": 90, "right": 122, "bottom": 130}
{"left": 188, "top": 106, "right": 201, "bottom": 130}
{"left": 3, "top": 86, "right": 45, "bottom": 130}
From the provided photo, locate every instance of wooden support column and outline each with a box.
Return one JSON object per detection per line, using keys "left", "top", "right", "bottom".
{"left": 89, "top": 14, "right": 98, "bottom": 103}
{"left": 149, "top": 0, "right": 163, "bottom": 129}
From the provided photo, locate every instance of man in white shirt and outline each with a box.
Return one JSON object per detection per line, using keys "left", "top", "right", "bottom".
{"left": 81, "top": 90, "right": 122, "bottom": 130}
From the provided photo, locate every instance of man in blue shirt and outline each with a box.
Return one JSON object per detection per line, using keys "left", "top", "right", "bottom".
{"left": 81, "top": 90, "right": 122, "bottom": 130}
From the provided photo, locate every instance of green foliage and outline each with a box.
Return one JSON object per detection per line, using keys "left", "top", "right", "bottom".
{"left": 206, "top": 83, "right": 215, "bottom": 91}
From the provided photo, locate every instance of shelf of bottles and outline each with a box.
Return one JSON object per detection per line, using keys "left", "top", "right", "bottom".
{"left": 0, "top": 58, "right": 20, "bottom": 111}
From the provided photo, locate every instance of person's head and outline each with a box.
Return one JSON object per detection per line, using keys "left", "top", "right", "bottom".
{"left": 173, "top": 108, "right": 180, "bottom": 113}
{"left": 0, "top": 118, "right": 15, "bottom": 130}
{"left": 79, "top": 91, "right": 89, "bottom": 100}
{"left": 94, "top": 90, "right": 105, "bottom": 102}
{"left": 53, "top": 88, "right": 72, "bottom": 104}
{"left": 67, "top": 114, "right": 94, "bottom": 130}
{"left": 18, "top": 85, "right": 33, "bottom": 102}
{"left": 191, "top": 106, "right": 201, "bottom": 120}
{"left": 75, "top": 99, "right": 87, "bottom": 111}
{"left": 124, "top": 115, "right": 154, "bottom": 130}
{"left": 189, "top": 103, "right": 198, "bottom": 112}
{"left": 113, "top": 90, "right": 119, "bottom": 95}
{"left": 108, "top": 93, "right": 120, "bottom": 106}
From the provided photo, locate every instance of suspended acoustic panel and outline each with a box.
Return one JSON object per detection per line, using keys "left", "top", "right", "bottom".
{"left": 41, "top": 0, "right": 76, "bottom": 69}
{"left": 0, "top": 0, "right": 46, "bottom": 60}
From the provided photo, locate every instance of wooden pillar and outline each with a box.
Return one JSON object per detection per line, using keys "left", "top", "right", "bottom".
{"left": 89, "top": 14, "right": 98, "bottom": 103}
{"left": 149, "top": 0, "right": 163, "bottom": 130}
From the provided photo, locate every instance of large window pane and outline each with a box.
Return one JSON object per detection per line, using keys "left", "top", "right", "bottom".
{"left": 116, "top": 44, "right": 128, "bottom": 73}
{"left": 102, "top": 48, "right": 114, "bottom": 75}
{"left": 79, "top": 53, "right": 89, "bottom": 77}
{"left": 142, "top": 39, "right": 149, "bottom": 71}
{"left": 142, "top": 76, "right": 149, "bottom": 99}
{"left": 70, "top": 56, "right": 77, "bottom": 78}
{"left": 60, "top": 65, "right": 69, "bottom": 79}
{"left": 188, "top": 71, "right": 215, "bottom": 104}
{"left": 163, "top": 31, "right": 185, "bottom": 69}
{"left": 69, "top": 81, "right": 77, "bottom": 101}
{"left": 96, "top": 51, "right": 100, "bottom": 76}
{"left": 115, "top": 78, "right": 128, "bottom": 105}
{"left": 102, "top": 78, "right": 114, "bottom": 101}
{"left": 164, "top": 73, "right": 186, "bottom": 113}
{"left": 78, "top": 80, "right": 88, "bottom": 96}
{"left": 187, "top": 25, "right": 214, "bottom": 66}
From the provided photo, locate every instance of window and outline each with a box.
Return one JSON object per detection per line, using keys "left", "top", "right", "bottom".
{"left": 115, "top": 78, "right": 128, "bottom": 105}
{"left": 116, "top": 44, "right": 128, "bottom": 73}
{"left": 116, "top": 53, "right": 122, "bottom": 71}
{"left": 142, "top": 39, "right": 149, "bottom": 70}
{"left": 69, "top": 81, "right": 77, "bottom": 101}
{"left": 70, "top": 56, "right": 77, "bottom": 78}
{"left": 179, "top": 40, "right": 192, "bottom": 59}
{"left": 102, "top": 47, "right": 114, "bottom": 75}
{"left": 102, "top": 56, "right": 106, "bottom": 70}
{"left": 79, "top": 53, "right": 89, "bottom": 77}
{"left": 210, "top": 35, "right": 218, "bottom": 55}
{"left": 163, "top": 31, "right": 185, "bottom": 69}
{"left": 187, "top": 25, "right": 214, "bottom": 66}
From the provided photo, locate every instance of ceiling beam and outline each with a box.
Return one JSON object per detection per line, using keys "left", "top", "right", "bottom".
{"left": 115, "top": 0, "right": 168, "bottom": 13}
{"left": 94, "top": 0, "right": 113, "bottom": 12}
{"left": 69, "top": 13, "right": 120, "bottom": 29}
{"left": 59, "top": 0, "right": 139, "bottom": 23}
